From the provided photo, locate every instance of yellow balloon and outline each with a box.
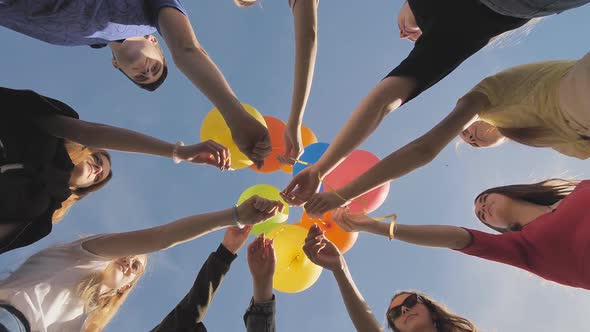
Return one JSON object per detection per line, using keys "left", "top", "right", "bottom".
{"left": 269, "top": 224, "right": 323, "bottom": 293}
{"left": 200, "top": 103, "right": 267, "bottom": 170}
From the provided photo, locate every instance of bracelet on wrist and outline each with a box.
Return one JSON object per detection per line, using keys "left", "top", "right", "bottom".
{"left": 233, "top": 205, "right": 244, "bottom": 229}
{"left": 172, "top": 141, "right": 185, "bottom": 164}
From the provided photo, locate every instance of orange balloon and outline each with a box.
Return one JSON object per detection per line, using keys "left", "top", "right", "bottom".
{"left": 298, "top": 211, "right": 358, "bottom": 254}
{"left": 250, "top": 116, "right": 286, "bottom": 173}
{"left": 280, "top": 125, "right": 318, "bottom": 173}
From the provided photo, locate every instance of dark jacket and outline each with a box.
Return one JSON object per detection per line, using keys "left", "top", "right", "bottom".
{"left": 0, "top": 87, "right": 78, "bottom": 255}
{"left": 150, "top": 244, "right": 237, "bottom": 332}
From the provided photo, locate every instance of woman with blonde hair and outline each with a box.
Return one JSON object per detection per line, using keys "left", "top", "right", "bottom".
{"left": 0, "top": 195, "right": 284, "bottom": 332}
{"left": 303, "top": 224, "right": 476, "bottom": 332}
{"left": 333, "top": 178, "right": 590, "bottom": 291}
{"left": 0, "top": 87, "right": 230, "bottom": 255}
{"left": 235, "top": 0, "right": 318, "bottom": 162}
{"left": 282, "top": 0, "right": 590, "bottom": 210}
{"left": 299, "top": 50, "right": 590, "bottom": 216}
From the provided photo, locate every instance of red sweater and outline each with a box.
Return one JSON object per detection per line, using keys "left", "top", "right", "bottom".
{"left": 456, "top": 180, "right": 590, "bottom": 290}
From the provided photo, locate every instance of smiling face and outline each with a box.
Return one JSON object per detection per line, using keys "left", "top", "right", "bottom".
{"left": 111, "top": 36, "right": 165, "bottom": 85}
{"left": 460, "top": 121, "right": 505, "bottom": 148}
{"left": 474, "top": 192, "right": 516, "bottom": 230}
{"left": 388, "top": 293, "right": 435, "bottom": 332}
{"left": 69, "top": 152, "right": 111, "bottom": 189}
{"left": 102, "top": 255, "right": 147, "bottom": 292}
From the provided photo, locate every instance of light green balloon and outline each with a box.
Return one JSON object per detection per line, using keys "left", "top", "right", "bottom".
{"left": 237, "top": 184, "right": 289, "bottom": 235}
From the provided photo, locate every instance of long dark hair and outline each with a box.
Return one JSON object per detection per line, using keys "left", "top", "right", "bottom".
{"left": 387, "top": 291, "right": 477, "bottom": 332}
{"left": 475, "top": 178, "right": 579, "bottom": 233}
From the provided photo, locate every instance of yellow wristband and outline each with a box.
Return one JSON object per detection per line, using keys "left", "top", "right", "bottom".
{"left": 388, "top": 218, "right": 397, "bottom": 241}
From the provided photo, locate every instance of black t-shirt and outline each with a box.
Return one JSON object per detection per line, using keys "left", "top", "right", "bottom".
{"left": 387, "top": 0, "right": 529, "bottom": 102}
{"left": 0, "top": 88, "right": 79, "bottom": 255}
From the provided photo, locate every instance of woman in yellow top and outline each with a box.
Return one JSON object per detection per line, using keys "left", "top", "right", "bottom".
{"left": 301, "top": 51, "right": 590, "bottom": 216}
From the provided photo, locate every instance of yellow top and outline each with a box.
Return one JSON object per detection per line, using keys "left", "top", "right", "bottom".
{"left": 470, "top": 60, "right": 590, "bottom": 160}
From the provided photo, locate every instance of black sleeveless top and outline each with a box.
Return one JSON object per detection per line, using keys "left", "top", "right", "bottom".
{"left": 0, "top": 87, "right": 79, "bottom": 255}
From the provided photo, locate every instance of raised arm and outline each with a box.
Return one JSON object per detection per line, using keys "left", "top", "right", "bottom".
{"left": 82, "top": 196, "right": 284, "bottom": 259}
{"left": 333, "top": 209, "right": 472, "bottom": 250}
{"left": 303, "top": 225, "right": 383, "bottom": 332}
{"left": 35, "top": 114, "right": 230, "bottom": 169}
{"left": 303, "top": 92, "right": 488, "bottom": 215}
{"left": 283, "top": 0, "right": 319, "bottom": 161}
{"left": 157, "top": 8, "right": 271, "bottom": 167}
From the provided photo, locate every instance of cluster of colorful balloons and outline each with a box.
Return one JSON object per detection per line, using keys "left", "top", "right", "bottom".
{"left": 201, "top": 104, "right": 391, "bottom": 293}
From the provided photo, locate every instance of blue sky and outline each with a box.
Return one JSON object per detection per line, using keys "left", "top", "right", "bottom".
{"left": 1, "top": 1, "right": 590, "bottom": 331}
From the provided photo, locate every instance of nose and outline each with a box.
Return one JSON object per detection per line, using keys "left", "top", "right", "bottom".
{"left": 401, "top": 306, "right": 410, "bottom": 315}
{"left": 92, "top": 163, "right": 102, "bottom": 175}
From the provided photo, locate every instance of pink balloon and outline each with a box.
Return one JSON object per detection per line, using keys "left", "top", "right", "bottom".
{"left": 323, "top": 150, "right": 390, "bottom": 214}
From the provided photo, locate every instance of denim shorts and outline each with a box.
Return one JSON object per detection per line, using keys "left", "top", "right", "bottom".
{"left": 0, "top": 307, "right": 27, "bottom": 332}
{"left": 480, "top": 0, "right": 590, "bottom": 18}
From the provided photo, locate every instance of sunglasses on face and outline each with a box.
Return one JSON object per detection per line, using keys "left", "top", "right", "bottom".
{"left": 387, "top": 293, "right": 423, "bottom": 321}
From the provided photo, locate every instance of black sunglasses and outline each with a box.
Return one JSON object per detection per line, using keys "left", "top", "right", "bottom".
{"left": 387, "top": 293, "right": 423, "bottom": 321}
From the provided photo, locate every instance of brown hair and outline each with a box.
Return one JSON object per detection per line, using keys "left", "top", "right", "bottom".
{"left": 475, "top": 178, "right": 579, "bottom": 233}
{"left": 388, "top": 291, "right": 477, "bottom": 332}
{"left": 52, "top": 141, "right": 113, "bottom": 223}
{"left": 77, "top": 256, "right": 148, "bottom": 332}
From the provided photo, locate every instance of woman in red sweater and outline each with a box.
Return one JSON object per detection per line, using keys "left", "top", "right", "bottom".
{"left": 333, "top": 178, "right": 590, "bottom": 290}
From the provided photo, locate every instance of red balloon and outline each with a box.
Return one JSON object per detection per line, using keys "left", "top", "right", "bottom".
{"left": 250, "top": 116, "right": 286, "bottom": 173}
{"left": 298, "top": 211, "right": 358, "bottom": 254}
{"left": 323, "top": 150, "right": 390, "bottom": 214}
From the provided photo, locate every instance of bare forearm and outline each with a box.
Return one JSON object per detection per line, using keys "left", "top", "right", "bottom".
{"left": 314, "top": 76, "right": 416, "bottom": 177}
{"left": 332, "top": 263, "right": 383, "bottom": 332}
{"left": 252, "top": 278, "right": 274, "bottom": 303}
{"left": 172, "top": 46, "right": 246, "bottom": 123}
{"left": 36, "top": 116, "right": 175, "bottom": 158}
{"left": 338, "top": 141, "right": 435, "bottom": 200}
{"left": 364, "top": 222, "right": 470, "bottom": 250}
{"left": 289, "top": 0, "right": 318, "bottom": 127}
{"left": 84, "top": 208, "right": 235, "bottom": 258}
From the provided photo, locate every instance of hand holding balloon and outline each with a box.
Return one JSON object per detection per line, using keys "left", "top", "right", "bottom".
{"left": 302, "top": 224, "right": 345, "bottom": 273}
{"left": 177, "top": 140, "right": 231, "bottom": 170}
{"left": 305, "top": 191, "right": 350, "bottom": 217}
{"left": 222, "top": 225, "right": 252, "bottom": 254}
{"left": 237, "top": 195, "right": 285, "bottom": 225}
{"left": 230, "top": 112, "right": 272, "bottom": 169}
{"left": 332, "top": 208, "right": 379, "bottom": 233}
{"left": 248, "top": 234, "right": 276, "bottom": 302}
{"left": 281, "top": 167, "right": 322, "bottom": 206}
{"left": 279, "top": 124, "right": 304, "bottom": 166}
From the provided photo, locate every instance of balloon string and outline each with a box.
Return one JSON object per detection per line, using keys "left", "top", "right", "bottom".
{"left": 286, "top": 254, "right": 300, "bottom": 271}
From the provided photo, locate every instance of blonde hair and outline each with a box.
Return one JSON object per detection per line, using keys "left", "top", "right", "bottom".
{"left": 488, "top": 18, "right": 544, "bottom": 49}
{"left": 388, "top": 291, "right": 477, "bottom": 332}
{"left": 234, "top": 0, "right": 258, "bottom": 7}
{"left": 77, "top": 257, "right": 147, "bottom": 332}
{"left": 52, "top": 141, "right": 112, "bottom": 224}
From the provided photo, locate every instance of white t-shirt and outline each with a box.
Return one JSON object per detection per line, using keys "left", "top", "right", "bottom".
{"left": 0, "top": 235, "right": 111, "bottom": 332}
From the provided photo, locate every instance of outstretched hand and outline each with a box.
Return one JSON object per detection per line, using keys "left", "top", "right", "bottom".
{"left": 247, "top": 234, "right": 276, "bottom": 282}
{"left": 281, "top": 167, "right": 321, "bottom": 206}
{"left": 278, "top": 125, "right": 303, "bottom": 166}
{"left": 305, "top": 191, "right": 350, "bottom": 217}
{"left": 332, "top": 207, "right": 377, "bottom": 233}
{"left": 230, "top": 113, "right": 272, "bottom": 169}
{"left": 177, "top": 140, "right": 231, "bottom": 170}
{"left": 222, "top": 225, "right": 252, "bottom": 254}
{"left": 237, "top": 195, "right": 285, "bottom": 226}
{"left": 302, "top": 224, "right": 345, "bottom": 272}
